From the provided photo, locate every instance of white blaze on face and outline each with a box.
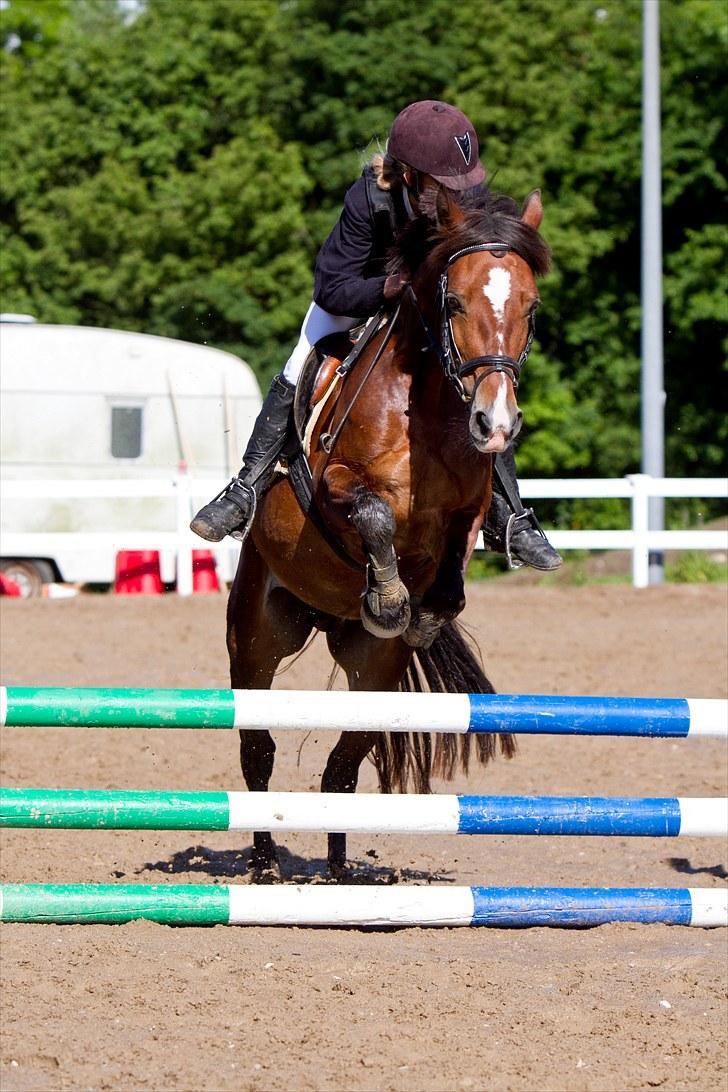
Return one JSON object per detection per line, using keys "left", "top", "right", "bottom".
{"left": 482, "top": 267, "right": 511, "bottom": 353}
{"left": 490, "top": 374, "right": 511, "bottom": 432}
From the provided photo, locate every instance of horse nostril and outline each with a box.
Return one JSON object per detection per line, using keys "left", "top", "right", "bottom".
{"left": 475, "top": 411, "right": 490, "bottom": 436}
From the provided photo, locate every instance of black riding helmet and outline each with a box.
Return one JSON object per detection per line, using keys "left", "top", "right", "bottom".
{"left": 387, "top": 100, "right": 486, "bottom": 191}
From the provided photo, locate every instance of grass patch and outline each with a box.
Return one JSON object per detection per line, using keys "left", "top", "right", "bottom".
{"left": 665, "top": 551, "right": 728, "bottom": 584}
{"left": 466, "top": 548, "right": 726, "bottom": 586}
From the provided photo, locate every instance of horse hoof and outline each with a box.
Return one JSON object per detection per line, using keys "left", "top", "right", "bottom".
{"left": 403, "top": 607, "right": 455, "bottom": 648}
{"left": 249, "top": 865, "right": 282, "bottom": 884}
{"left": 403, "top": 624, "right": 438, "bottom": 649}
{"left": 248, "top": 855, "right": 282, "bottom": 884}
{"left": 328, "top": 859, "right": 350, "bottom": 881}
{"left": 360, "top": 594, "right": 411, "bottom": 639}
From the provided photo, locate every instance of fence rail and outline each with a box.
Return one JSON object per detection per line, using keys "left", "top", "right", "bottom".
{"left": 1, "top": 474, "right": 725, "bottom": 592}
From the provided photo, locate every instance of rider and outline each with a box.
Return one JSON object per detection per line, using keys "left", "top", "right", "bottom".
{"left": 191, "top": 100, "right": 561, "bottom": 571}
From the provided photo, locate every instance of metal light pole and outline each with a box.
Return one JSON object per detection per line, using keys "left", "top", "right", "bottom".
{"left": 641, "top": 0, "right": 665, "bottom": 583}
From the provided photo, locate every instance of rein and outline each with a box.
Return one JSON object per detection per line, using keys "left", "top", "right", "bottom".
{"left": 407, "top": 242, "right": 537, "bottom": 403}
{"left": 318, "top": 301, "right": 401, "bottom": 455}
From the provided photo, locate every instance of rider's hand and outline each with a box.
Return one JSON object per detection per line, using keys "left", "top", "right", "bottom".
{"left": 383, "top": 273, "right": 410, "bottom": 300}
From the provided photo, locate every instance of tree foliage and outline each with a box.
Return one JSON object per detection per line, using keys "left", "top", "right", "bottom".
{"left": 1, "top": 0, "right": 725, "bottom": 478}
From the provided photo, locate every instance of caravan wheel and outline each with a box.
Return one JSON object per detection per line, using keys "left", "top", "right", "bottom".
{"left": 0, "top": 559, "right": 54, "bottom": 598}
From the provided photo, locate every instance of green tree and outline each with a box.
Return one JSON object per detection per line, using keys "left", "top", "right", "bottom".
{"left": 1, "top": 0, "right": 313, "bottom": 373}
{"left": 1, "top": 0, "right": 724, "bottom": 482}
{"left": 0, "top": 0, "right": 71, "bottom": 57}
{"left": 439, "top": 0, "right": 726, "bottom": 481}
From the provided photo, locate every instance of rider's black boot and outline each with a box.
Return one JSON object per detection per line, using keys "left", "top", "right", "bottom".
{"left": 190, "top": 373, "right": 296, "bottom": 542}
{"left": 482, "top": 448, "right": 562, "bottom": 571}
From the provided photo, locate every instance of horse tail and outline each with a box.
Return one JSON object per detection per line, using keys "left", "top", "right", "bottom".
{"left": 372, "top": 621, "right": 516, "bottom": 794}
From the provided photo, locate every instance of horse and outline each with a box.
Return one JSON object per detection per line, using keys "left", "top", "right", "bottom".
{"left": 227, "top": 184, "right": 551, "bottom": 878}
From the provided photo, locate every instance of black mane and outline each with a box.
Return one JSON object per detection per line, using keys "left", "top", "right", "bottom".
{"left": 389, "top": 188, "right": 551, "bottom": 278}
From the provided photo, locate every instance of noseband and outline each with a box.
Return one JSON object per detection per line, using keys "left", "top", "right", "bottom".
{"left": 408, "top": 242, "right": 537, "bottom": 403}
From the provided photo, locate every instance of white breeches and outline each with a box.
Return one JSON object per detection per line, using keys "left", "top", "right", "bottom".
{"left": 282, "top": 302, "right": 357, "bottom": 384}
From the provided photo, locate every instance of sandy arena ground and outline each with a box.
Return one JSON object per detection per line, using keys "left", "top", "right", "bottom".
{"left": 1, "top": 583, "right": 727, "bottom": 1092}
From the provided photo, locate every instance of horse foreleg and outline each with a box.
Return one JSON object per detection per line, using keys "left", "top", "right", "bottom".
{"left": 404, "top": 513, "right": 482, "bottom": 648}
{"left": 405, "top": 551, "right": 467, "bottom": 649}
{"left": 322, "top": 465, "right": 410, "bottom": 639}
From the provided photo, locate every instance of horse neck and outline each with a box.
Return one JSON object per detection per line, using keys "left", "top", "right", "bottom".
{"left": 391, "top": 287, "right": 487, "bottom": 492}
{"left": 398, "top": 275, "right": 459, "bottom": 413}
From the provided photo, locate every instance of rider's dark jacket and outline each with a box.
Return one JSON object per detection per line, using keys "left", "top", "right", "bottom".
{"left": 313, "top": 168, "right": 410, "bottom": 317}
{"left": 313, "top": 167, "right": 485, "bottom": 318}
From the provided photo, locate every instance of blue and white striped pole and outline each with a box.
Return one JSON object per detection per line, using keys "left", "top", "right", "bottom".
{"left": 1, "top": 688, "right": 726, "bottom": 738}
{"left": 2, "top": 789, "right": 726, "bottom": 837}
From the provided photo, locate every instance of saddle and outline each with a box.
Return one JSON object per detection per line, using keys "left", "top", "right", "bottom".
{"left": 291, "top": 334, "right": 351, "bottom": 455}
{"left": 283, "top": 311, "right": 392, "bottom": 572}
{"left": 292, "top": 313, "right": 388, "bottom": 448}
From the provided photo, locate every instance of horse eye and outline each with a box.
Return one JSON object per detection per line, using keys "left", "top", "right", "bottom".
{"left": 446, "top": 292, "right": 463, "bottom": 315}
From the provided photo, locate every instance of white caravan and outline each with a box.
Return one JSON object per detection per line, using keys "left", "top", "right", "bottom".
{"left": 0, "top": 321, "right": 262, "bottom": 593}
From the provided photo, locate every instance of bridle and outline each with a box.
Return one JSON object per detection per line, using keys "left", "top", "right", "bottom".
{"left": 407, "top": 242, "right": 538, "bottom": 403}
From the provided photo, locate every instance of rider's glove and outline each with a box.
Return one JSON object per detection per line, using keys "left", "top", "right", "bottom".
{"left": 383, "top": 273, "right": 410, "bottom": 300}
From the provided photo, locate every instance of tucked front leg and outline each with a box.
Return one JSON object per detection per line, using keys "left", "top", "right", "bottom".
{"left": 404, "top": 551, "right": 466, "bottom": 648}
{"left": 321, "top": 465, "right": 410, "bottom": 639}
{"left": 352, "top": 492, "right": 411, "bottom": 638}
{"left": 404, "top": 512, "right": 481, "bottom": 648}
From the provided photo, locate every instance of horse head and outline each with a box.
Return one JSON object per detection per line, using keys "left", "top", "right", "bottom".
{"left": 401, "top": 186, "right": 550, "bottom": 454}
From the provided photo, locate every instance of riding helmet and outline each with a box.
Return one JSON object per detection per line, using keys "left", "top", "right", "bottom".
{"left": 388, "top": 100, "right": 486, "bottom": 190}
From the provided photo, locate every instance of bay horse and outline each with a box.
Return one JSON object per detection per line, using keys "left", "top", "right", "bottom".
{"left": 227, "top": 185, "right": 551, "bottom": 878}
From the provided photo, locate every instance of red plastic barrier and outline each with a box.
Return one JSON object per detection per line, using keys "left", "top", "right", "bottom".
{"left": 192, "top": 550, "right": 220, "bottom": 594}
{"left": 114, "top": 551, "right": 163, "bottom": 595}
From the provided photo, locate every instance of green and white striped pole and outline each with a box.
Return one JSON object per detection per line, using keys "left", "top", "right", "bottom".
{"left": 1, "top": 884, "right": 726, "bottom": 928}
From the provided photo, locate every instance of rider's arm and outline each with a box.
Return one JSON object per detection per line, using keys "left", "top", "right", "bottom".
{"left": 313, "top": 176, "right": 387, "bottom": 317}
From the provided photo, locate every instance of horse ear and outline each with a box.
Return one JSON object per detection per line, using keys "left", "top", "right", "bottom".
{"left": 521, "top": 189, "right": 543, "bottom": 230}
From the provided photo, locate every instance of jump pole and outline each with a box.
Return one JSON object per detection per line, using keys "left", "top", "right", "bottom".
{"left": 1, "top": 687, "right": 726, "bottom": 738}
{"left": 1, "top": 883, "right": 725, "bottom": 927}
{"left": 2, "top": 789, "right": 726, "bottom": 837}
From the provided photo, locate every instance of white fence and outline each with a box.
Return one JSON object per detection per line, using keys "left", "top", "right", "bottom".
{"left": 1, "top": 474, "right": 726, "bottom": 592}
{"left": 518, "top": 474, "right": 727, "bottom": 587}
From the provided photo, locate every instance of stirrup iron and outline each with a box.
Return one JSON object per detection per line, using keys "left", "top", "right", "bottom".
{"left": 504, "top": 507, "right": 549, "bottom": 570}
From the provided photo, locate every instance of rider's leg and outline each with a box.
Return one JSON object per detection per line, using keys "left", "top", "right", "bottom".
{"left": 190, "top": 372, "right": 296, "bottom": 542}
{"left": 280, "top": 302, "right": 358, "bottom": 385}
{"left": 190, "top": 303, "right": 356, "bottom": 542}
{"left": 482, "top": 446, "right": 562, "bottom": 571}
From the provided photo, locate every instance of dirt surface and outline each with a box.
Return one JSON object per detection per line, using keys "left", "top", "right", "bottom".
{"left": 1, "top": 583, "right": 727, "bottom": 1092}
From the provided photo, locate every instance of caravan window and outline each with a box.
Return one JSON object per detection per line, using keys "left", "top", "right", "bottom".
{"left": 111, "top": 405, "right": 143, "bottom": 459}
